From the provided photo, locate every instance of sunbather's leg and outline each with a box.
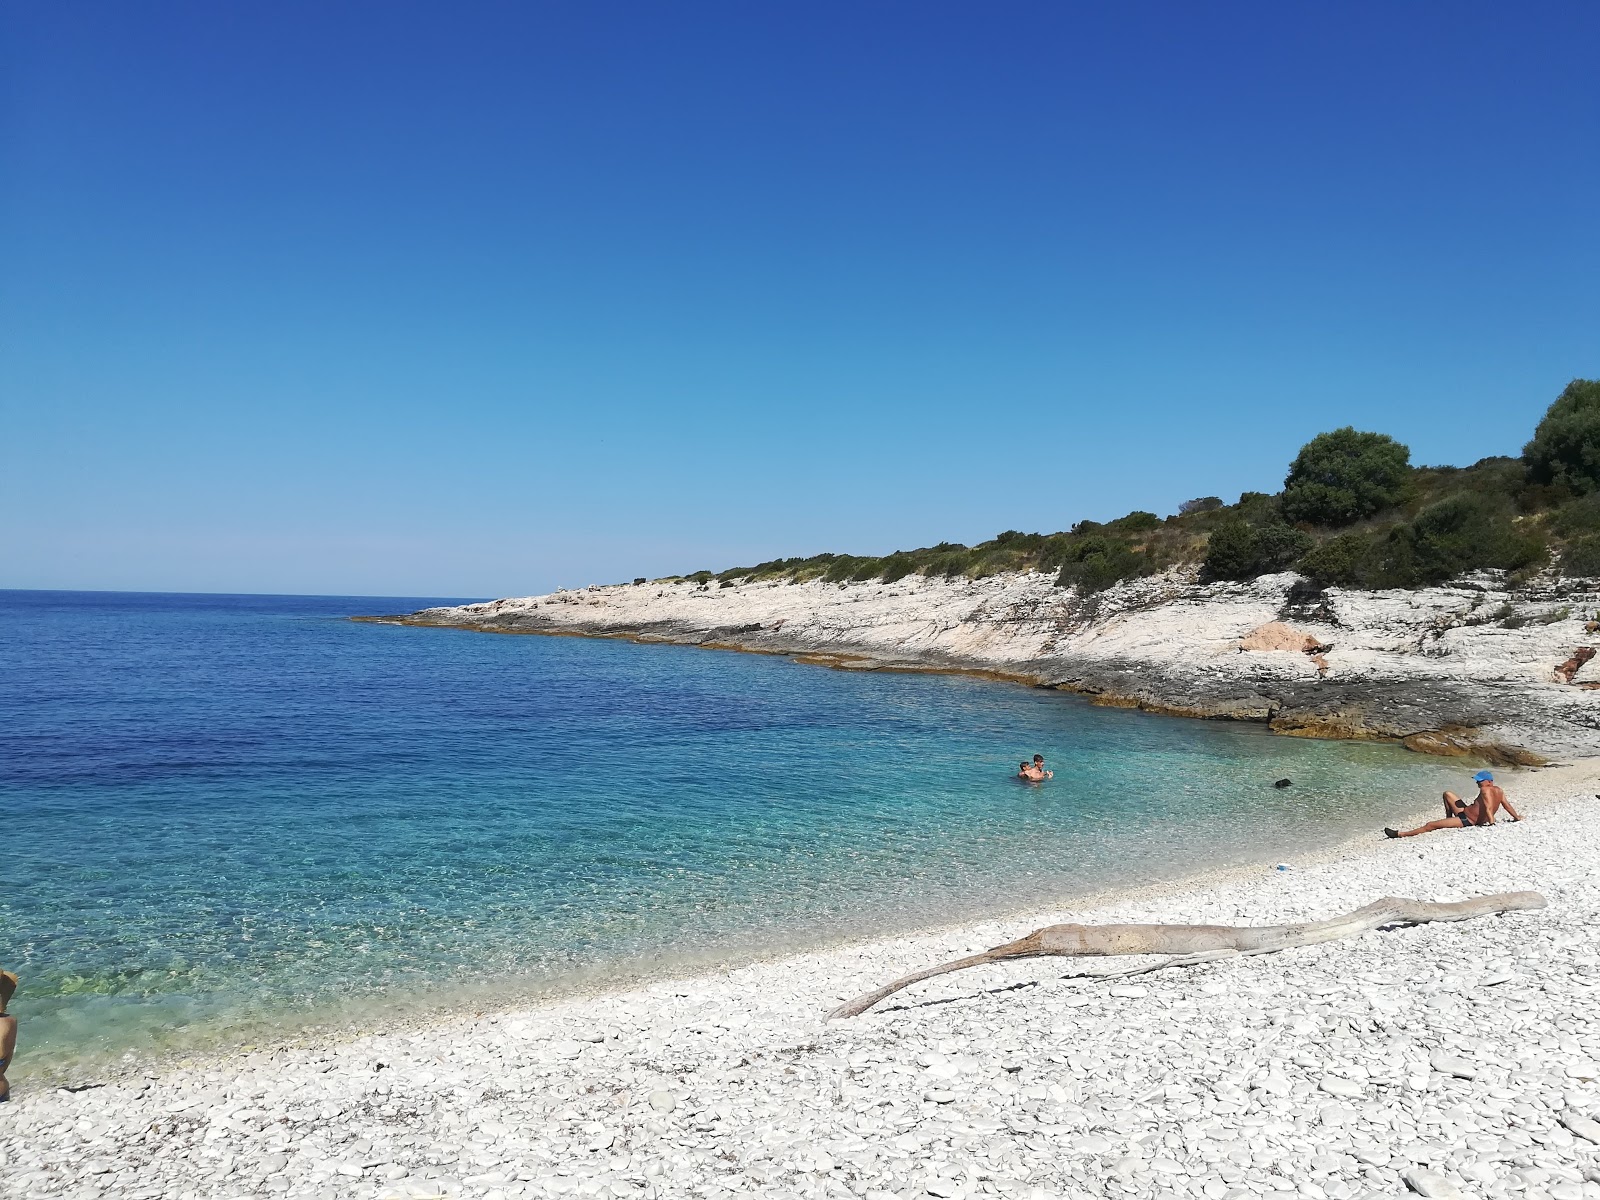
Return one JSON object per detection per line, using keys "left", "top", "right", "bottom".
{"left": 1385, "top": 815, "right": 1469, "bottom": 838}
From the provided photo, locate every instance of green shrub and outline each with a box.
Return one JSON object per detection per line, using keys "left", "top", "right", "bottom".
{"left": 1405, "top": 493, "right": 1545, "bottom": 584}
{"left": 992, "top": 530, "right": 1045, "bottom": 551}
{"left": 849, "top": 557, "right": 883, "bottom": 582}
{"left": 1297, "top": 533, "right": 1374, "bottom": 586}
{"left": 879, "top": 555, "right": 916, "bottom": 583}
{"left": 1036, "top": 533, "right": 1078, "bottom": 571}
{"left": 1322, "top": 493, "right": 1547, "bottom": 588}
{"left": 1179, "top": 496, "right": 1223, "bottom": 515}
{"left": 1234, "top": 492, "right": 1279, "bottom": 521}
{"left": 922, "top": 552, "right": 968, "bottom": 578}
{"left": 1257, "top": 524, "right": 1315, "bottom": 573}
{"left": 1201, "top": 520, "right": 1313, "bottom": 582}
{"left": 1281, "top": 428, "right": 1412, "bottom": 526}
{"left": 823, "top": 557, "right": 858, "bottom": 583}
{"left": 1108, "top": 510, "right": 1161, "bottom": 532}
{"left": 1561, "top": 534, "right": 1600, "bottom": 578}
{"left": 1057, "top": 546, "right": 1146, "bottom": 593}
{"left": 1553, "top": 493, "right": 1600, "bottom": 537}
{"left": 1200, "top": 521, "right": 1256, "bottom": 581}
{"left": 1524, "top": 379, "right": 1600, "bottom": 495}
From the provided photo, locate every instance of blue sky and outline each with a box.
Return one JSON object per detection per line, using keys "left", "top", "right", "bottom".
{"left": 4, "top": 2, "right": 1597, "bottom": 597}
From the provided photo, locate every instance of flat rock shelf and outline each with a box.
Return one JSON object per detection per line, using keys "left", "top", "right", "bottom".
{"left": 366, "top": 568, "right": 1600, "bottom": 764}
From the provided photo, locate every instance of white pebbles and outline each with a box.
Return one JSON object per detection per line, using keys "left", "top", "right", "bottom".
{"left": 3, "top": 762, "right": 1599, "bottom": 1200}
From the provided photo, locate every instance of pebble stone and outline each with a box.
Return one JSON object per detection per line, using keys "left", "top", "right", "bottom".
{"left": 3, "top": 761, "right": 1598, "bottom": 1200}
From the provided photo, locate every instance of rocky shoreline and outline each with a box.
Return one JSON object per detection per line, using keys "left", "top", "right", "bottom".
{"left": 6, "top": 761, "right": 1598, "bottom": 1200}
{"left": 364, "top": 569, "right": 1600, "bottom": 763}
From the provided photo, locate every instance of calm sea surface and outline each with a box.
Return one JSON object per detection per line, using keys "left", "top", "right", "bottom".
{"left": 1, "top": 589, "right": 1468, "bottom": 1078}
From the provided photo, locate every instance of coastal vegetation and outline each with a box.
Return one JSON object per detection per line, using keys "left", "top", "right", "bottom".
{"left": 679, "top": 379, "right": 1600, "bottom": 592}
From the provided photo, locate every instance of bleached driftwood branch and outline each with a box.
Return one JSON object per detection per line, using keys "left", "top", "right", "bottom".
{"left": 829, "top": 892, "right": 1546, "bottom": 1019}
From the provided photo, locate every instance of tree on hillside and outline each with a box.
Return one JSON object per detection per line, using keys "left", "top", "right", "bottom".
{"left": 1524, "top": 379, "right": 1600, "bottom": 496}
{"left": 1280, "top": 428, "right": 1411, "bottom": 527}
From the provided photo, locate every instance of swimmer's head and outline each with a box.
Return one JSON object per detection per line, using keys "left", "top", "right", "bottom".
{"left": 1033, "top": 755, "right": 1045, "bottom": 764}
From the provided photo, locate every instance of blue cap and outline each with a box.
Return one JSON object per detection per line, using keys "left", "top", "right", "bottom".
{"left": 1474, "top": 770, "right": 1494, "bottom": 782}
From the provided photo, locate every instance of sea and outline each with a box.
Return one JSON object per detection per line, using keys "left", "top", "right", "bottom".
{"left": 1, "top": 589, "right": 1470, "bottom": 1080}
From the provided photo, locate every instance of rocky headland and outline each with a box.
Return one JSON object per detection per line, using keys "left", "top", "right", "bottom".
{"left": 366, "top": 570, "right": 1600, "bottom": 763}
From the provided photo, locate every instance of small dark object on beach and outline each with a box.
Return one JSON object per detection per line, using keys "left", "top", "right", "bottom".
{"left": 1274, "top": 778, "right": 1292, "bottom": 789}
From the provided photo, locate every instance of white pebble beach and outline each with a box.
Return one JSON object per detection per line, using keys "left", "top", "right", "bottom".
{"left": 4, "top": 761, "right": 1599, "bottom": 1200}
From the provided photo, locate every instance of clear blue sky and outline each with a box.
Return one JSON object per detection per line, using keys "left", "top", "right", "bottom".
{"left": 4, "top": 2, "right": 1597, "bottom": 597}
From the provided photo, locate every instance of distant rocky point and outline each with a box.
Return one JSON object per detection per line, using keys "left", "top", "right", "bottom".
{"left": 361, "top": 567, "right": 1600, "bottom": 762}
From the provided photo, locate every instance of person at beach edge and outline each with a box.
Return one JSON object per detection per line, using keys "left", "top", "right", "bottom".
{"left": 1384, "top": 771, "right": 1521, "bottom": 839}
{"left": 0, "top": 971, "right": 17, "bottom": 1103}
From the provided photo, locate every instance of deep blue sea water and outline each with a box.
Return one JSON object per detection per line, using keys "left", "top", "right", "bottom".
{"left": 1, "top": 589, "right": 1469, "bottom": 1078}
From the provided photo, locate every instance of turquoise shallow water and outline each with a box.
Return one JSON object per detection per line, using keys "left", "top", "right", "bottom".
{"left": 1, "top": 589, "right": 1470, "bottom": 1078}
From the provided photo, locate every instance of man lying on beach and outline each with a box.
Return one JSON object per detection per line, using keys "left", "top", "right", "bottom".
{"left": 0, "top": 970, "right": 16, "bottom": 1103}
{"left": 1384, "top": 771, "right": 1522, "bottom": 839}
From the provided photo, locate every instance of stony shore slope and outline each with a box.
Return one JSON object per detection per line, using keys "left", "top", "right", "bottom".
{"left": 6, "top": 762, "right": 1599, "bottom": 1200}
{"left": 373, "top": 570, "right": 1600, "bottom": 761}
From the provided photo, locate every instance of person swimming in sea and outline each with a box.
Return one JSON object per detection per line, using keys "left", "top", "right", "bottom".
{"left": 0, "top": 970, "right": 16, "bottom": 1103}
{"left": 1384, "top": 771, "right": 1521, "bottom": 839}
{"left": 1016, "top": 757, "right": 1053, "bottom": 782}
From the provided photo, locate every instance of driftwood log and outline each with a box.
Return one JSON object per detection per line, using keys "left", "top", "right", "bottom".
{"left": 829, "top": 892, "right": 1546, "bottom": 1019}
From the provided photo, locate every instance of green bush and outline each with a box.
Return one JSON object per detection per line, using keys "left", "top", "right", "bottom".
{"left": 1200, "top": 521, "right": 1256, "bottom": 581}
{"left": 1108, "top": 510, "right": 1161, "bottom": 532}
{"left": 1234, "top": 492, "right": 1278, "bottom": 520}
{"left": 1561, "top": 534, "right": 1600, "bottom": 578}
{"left": 1281, "top": 428, "right": 1412, "bottom": 526}
{"left": 1057, "top": 549, "right": 1144, "bottom": 593}
{"left": 1054, "top": 535, "right": 1149, "bottom": 593}
{"left": 1553, "top": 493, "right": 1600, "bottom": 537}
{"left": 922, "top": 552, "right": 968, "bottom": 578}
{"left": 1255, "top": 524, "right": 1315, "bottom": 573}
{"left": 1524, "top": 379, "right": 1600, "bottom": 495}
{"left": 849, "top": 557, "right": 883, "bottom": 582}
{"left": 1297, "top": 533, "right": 1374, "bottom": 586}
{"left": 992, "top": 530, "right": 1045, "bottom": 551}
{"left": 1179, "top": 496, "right": 1223, "bottom": 515}
{"left": 1036, "top": 533, "right": 1078, "bottom": 571}
{"left": 1404, "top": 493, "right": 1544, "bottom": 584}
{"left": 879, "top": 555, "right": 916, "bottom": 583}
{"left": 1201, "top": 520, "right": 1313, "bottom": 582}
{"left": 1317, "top": 494, "right": 1548, "bottom": 588}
